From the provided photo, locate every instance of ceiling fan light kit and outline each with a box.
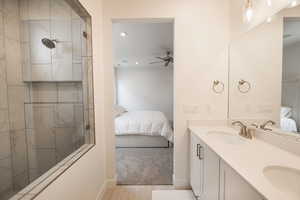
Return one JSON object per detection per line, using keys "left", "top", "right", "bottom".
{"left": 149, "top": 51, "right": 174, "bottom": 67}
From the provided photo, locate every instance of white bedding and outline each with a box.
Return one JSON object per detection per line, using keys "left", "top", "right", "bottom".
{"left": 115, "top": 111, "right": 173, "bottom": 142}
{"left": 281, "top": 117, "right": 297, "bottom": 132}
{"left": 280, "top": 106, "right": 298, "bottom": 132}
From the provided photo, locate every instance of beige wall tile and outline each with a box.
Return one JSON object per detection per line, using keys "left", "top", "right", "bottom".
{"left": 52, "top": 42, "right": 73, "bottom": 81}
{"left": 72, "top": 19, "right": 83, "bottom": 63}
{"left": 28, "top": 0, "right": 50, "bottom": 20}
{"left": 51, "top": 19, "right": 71, "bottom": 42}
{"left": 54, "top": 104, "right": 74, "bottom": 128}
{"left": 12, "top": 171, "right": 29, "bottom": 192}
{"left": 0, "top": 157, "right": 12, "bottom": 194}
{"left": 34, "top": 149, "right": 56, "bottom": 175}
{"left": 28, "top": 20, "right": 51, "bottom": 64}
{"left": 31, "top": 83, "right": 57, "bottom": 103}
{"left": 58, "top": 83, "right": 82, "bottom": 102}
{"left": 7, "top": 86, "right": 25, "bottom": 130}
{"left": 27, "top": 128, "right": 55, "bottom": 149}
{"left": 0, "top": 109, "right": 9, "bottom": 132}
{"left": 19, "top": 0, "right": 29, "bottom": 21}
{"left": 0, "top": 131, "right": 10, "bottom": 159}
{"left": 72, "top": 63, "right": 82, "bottom": 81}
{"left": 55, "top": 127, "right": 75, "bottom": 162}
{"left": 31, "top": 104, "right": 55, "bottom": 129}
{"left": 11, "top": 130, "right": 28, "bottom": 176}
{"left": 4, "top": 12, "right": 20, "bottom": 41}
{"left": 30, "top": 65, "right": 52, "bottom": 81}
{"left": 0, "top": 11, "right": 4, "bottom": 59}
{"left": 0, "top": 60, "right": 8, "bottom": 109}
{"left": 5, "top": 39, "right": 23, "bottom": 85}
{"left": 51, "top": 0, "right": 71, "bottom": 20}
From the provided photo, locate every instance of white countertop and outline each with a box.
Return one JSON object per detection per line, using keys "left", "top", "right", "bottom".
{"left": 189, "top": 125, "right": 300, "bottom": 200}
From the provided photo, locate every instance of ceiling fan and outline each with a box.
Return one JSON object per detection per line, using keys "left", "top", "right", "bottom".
{"left": 149, "top": 51, "right": 174, "bottom": 67}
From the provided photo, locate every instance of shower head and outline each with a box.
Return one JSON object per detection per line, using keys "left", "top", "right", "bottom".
{"left": 41, "top": 38, "right": 57, "bottom": 49}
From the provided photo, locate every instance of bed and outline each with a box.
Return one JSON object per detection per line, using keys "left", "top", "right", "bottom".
{"left": 115, "top": 110, "right": 173, "bottom": 148}
{"left": 280, "top": 106, "right": 298, "bottom": 132}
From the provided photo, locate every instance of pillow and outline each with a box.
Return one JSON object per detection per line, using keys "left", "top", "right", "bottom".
{"left": 281, "top": 106, "right": 292, "bottom": 118}
{"left": 114, "top": 105, "right": 127, "bottom": 117}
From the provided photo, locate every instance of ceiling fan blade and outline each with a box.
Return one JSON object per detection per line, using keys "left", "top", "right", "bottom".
{"left": 156, "top": 57, "right": 165, "bottom": 60}
{"left": 150, "top": 61, "right": 164, "bottom": 64}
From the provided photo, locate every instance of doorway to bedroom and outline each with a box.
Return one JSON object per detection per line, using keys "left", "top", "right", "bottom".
{"left": 113, "top": 20, "right": 174, "bottom": 185}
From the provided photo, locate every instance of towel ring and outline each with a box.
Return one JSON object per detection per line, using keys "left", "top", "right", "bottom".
{"left": 212, "top": 80, "right": 225, "bottom": 94}
{"left": 238, "top": 79, "right": 251, "bottom": 93}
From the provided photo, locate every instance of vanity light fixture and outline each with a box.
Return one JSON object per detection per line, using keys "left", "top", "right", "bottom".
{"left": 244, "top": 0, "right": 254, "bottom": 23}
{"left": 290, "top": 0, "right": 298, "bottom": 7}
{"left": 120, "top": 32, "right": 128, "bottom": 37}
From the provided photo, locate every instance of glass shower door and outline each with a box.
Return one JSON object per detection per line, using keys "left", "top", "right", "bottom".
{"left": 0, "top": 0, "right": 94, "bottom": 199}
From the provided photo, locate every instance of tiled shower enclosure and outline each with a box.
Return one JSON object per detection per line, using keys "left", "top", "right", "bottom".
{"left": 0, "top": 0, "right": 95, "bottom": 199}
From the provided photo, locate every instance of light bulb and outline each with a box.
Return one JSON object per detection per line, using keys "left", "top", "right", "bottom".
{"left": 244, "top": 0, "right": 253, "bottom": 23}
{"left": 291, "top": 0, "right": 298, "bottom": 7}
{"left": 120, "top": 32, "right": 128, "bottom": 37}
{"left": 267, "top": 0, "right": 272, "bottom": 7}
{"left": 245, "top": 7, "right": 253, "bottom": 22}
{"left": 266, "top": 16, "right": 272, "bottom": 23}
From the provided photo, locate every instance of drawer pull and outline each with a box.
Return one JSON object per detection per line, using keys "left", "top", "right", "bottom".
{"left": 197, "top": 144, "right": 203, "bottom": 160}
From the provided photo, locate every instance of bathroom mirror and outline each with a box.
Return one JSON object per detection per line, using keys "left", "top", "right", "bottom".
{"left": 229, "top": 4, "right": 300, "bottom": 137}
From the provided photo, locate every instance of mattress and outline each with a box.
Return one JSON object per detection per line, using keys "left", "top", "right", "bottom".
{"left": 280, "top": 117, "right": 298, "bottom": 132}
{"left": 115, "top": 111, "right": 173, "bottom": 142}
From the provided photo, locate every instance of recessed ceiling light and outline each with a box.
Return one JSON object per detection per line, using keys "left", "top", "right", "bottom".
{"left": 120, "top": 32, "right": 128, "bottom": 37}
{"left": 135, "top": 61, "right": 139, "bottom": 65}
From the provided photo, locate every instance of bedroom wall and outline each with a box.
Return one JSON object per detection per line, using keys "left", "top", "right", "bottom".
{"left": 116, "top": 67, "right": 174, "bottom": 121}
{"left": 103, "top": 0, "right": 231, "bottom": 187}
{"left": 33, "top": 0, "right": 107, "bottom": 199}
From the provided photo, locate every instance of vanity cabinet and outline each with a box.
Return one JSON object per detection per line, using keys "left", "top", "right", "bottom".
{"left": 190, "top": 133, "right": 204, "bottom": 198}
{"left": 190, "top": 132, "right": 265, "bottom": 200}
{"left": 190, "top": 133, "right": 220, "bottom": 200}
{"left": 220, "top": 161, "right": 265, "bottom": 200}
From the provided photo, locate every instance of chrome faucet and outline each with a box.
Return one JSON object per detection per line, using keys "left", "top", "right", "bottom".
{"left": 260, "top": 120, "right": 276, "bottom": 131}
{"left": 232, "top": 121, "right": 252, "bottom": 139}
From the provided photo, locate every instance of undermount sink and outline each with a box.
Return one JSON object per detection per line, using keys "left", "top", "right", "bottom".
{"left": 263, "top": 166, "right": 300, "bottom": 200}
{"left": 207, "top": 131, "right": 246, "bottom": 145}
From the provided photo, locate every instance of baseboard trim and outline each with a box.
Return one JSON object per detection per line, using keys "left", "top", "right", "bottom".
{"left": 96, "top": 177, "right": 117, "bottom": 200}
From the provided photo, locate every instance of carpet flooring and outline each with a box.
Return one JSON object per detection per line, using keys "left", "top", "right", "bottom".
{"left": 116, "top": 148, "right": 173, "bottom": 185}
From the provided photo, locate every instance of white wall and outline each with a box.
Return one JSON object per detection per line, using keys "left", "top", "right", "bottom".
{"left": 34, "top": 0, "right": 107, "bottom": 199}
{"left": 103, "top": 0, "right": 230, "bottom": 187}
{"left": 116, "top": 67, "right": 174, "bottom": 120}
{"left": 230, "top": 0, "right": 291, "bottom": 39}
